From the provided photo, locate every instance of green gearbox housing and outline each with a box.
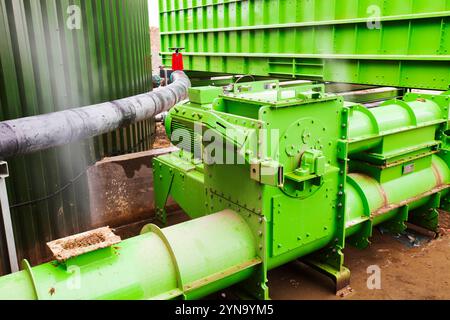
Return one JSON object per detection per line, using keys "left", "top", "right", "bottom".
{"left": 1, "top": 81, "right": 450, "bottom": 300}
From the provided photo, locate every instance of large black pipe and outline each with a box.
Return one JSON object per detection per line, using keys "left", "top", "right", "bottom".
{"left": 0, "top": 71, "right": 190, "bottom": 159}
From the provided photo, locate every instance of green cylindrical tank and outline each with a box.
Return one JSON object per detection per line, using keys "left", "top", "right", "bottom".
{"left": 0, "top": 0, "right": 152, "bottom": 275}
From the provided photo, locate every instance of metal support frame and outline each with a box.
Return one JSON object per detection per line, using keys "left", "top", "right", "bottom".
{"left": 0, "top": 161, "right": 19, "bottom": 273}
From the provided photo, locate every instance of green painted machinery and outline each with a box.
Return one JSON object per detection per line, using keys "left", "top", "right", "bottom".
{"left": 0, "top": 82, "right": 450, "bottom": 299}
{"left": 153, "top": 81, "right": 450, "bottom": 297}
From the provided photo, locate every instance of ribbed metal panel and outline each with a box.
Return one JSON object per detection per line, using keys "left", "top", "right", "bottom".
{"left": 160, "top": 0, "right": 450, "bottom": 90}
{"left": 0, "top": 0, "right": 152, "bottom": 275}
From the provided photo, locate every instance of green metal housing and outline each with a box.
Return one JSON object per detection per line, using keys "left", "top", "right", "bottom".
{"left": 160, "top": 0, "right": 450, "bottom": 90}
{"left": 1, "top": 82, "right": 449, "bottom": 299}
{"left": 0, "top": 0, "right": 152, "bottom": 275}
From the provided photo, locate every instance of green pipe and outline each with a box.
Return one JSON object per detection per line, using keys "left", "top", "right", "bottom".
{"left": 0, "top": 210, "right": 259, "bottom": 300}
{"left": 346, "top": 155, "right": 450, "bottom": 237}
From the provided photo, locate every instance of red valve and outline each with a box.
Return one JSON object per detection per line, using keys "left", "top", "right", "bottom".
{"left": 170, "top": 47, "right": 185, "bottom": 71}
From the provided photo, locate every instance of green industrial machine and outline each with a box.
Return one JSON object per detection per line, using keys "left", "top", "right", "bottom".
{"left": 152, "top": 81, "right": 450, "bottom": 298}
{"left": 0, "top": 81, "right": 449, "bottom": 300}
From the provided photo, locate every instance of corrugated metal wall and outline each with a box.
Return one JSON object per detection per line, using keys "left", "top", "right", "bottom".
{"left": 159, "top": 0, "right": 450, "bottom": 90}
{"left": 0, "top": 0, "right": 152, "bottom": 275}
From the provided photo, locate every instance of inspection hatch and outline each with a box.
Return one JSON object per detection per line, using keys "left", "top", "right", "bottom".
{"left": 47, "top": 227, "right": 121, "bottom": 262}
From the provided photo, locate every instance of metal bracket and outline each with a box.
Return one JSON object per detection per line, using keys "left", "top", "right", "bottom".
{"left": 0, "top": 161, "right": 19, "bottom": 273}
{"left": 303, "top": 254, "right": 351, "bottom": 295}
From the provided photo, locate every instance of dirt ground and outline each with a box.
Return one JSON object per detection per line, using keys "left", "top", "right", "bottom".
{"left": 268, "top": 227, "right": 450, "bottom": 300}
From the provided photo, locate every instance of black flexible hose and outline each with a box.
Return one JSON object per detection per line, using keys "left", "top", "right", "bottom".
{"left": 0, "top": 71, "right": 190, "bottom": 159}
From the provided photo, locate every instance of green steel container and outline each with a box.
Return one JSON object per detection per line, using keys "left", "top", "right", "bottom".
{"left": 159, "top": 0, "right": 450, "bottom": 90}
{"left": 0, "top": 0, "right": 152, "bottom": 275}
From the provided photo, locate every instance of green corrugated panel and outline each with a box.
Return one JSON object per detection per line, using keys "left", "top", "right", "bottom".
{"left": 160, "top": 0, "right": 450, "bottom": 90}
{"left": 0, "top": 0, "right": 152, "bottom": 275}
